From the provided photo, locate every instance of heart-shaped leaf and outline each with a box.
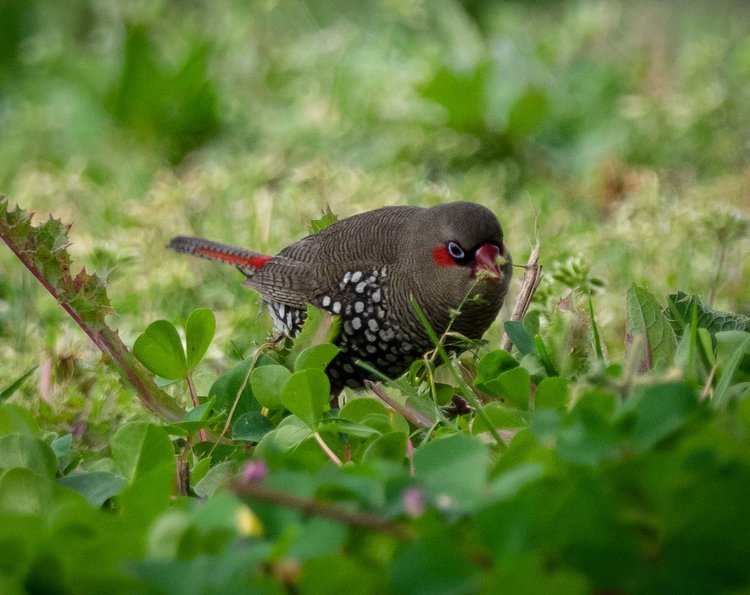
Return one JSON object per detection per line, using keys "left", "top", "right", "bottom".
{"left": 133, "top": 320, "right": 187, "bottom": 380}
{"left": 185, "top": 308, "right": 216, "bottom": 371}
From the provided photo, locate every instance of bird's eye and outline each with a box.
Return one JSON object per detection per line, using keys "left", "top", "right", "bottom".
{"left": 447, "top": 241, "right": 465, "bottom": 260}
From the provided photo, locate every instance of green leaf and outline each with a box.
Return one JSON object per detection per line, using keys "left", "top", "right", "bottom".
{"left": 506, "top": 87, "right": 548, "bottom": 138}
{"left": 133, "top": 319, "right": 187, "bottom": 380}
{"left": 361, "top": 431, "right": 407, "bottom": 462}
{"left": 309, "top": 208, "right": 338, "bottom": 234}
{"left": 163, "top": 400, "right": 223, "bottom": 436}
{"left": 110, "top": 422, "right": 174, "bottom": 482}
{"left": 534, "top": 335, "right": 559, "bottom": 377}
{"left": 294, "top": 343, "right": 340, "bottom": 371}
{"left": 474, "top": 349, "right": 519, "bottom": 393}
{"left": 0, "top": 467, "right": 53, "bottom": 515}
{"left": 287, "top": 305, "right": 341, "bottom": 366}
{"left": 0, "top": 403, "right": 40, "bottom": 436}
{"left": 280, "top": 368, "right": 330, "bottom": 426}
{"left": 254, "top": 417, "right": 313, "bottom": 462}
{"left": 472, "top": 402, "right": 526, "bottom": 435}
{"left": 632, "top": 382, "right": 698, "bottom": 450}
{"left": 0, "top": 365, "right": 37, "bottom": 402}
{"left": 503, "top": 320, "right": 537, "bottom": 356}
{"left": 481, "top": 366, "right": 531, "bottom": 410}
{"left": 57, "top": 472, "right": 128, "bottom": 507}
{"left": 249, "top": 364, "right": 291, "bottom": 410}
{"left": 535, "top": 377, "right": 570, "bottom": 409}
{"left": 414, "top": 434, "right": 490, "bottom": 511}
{"left": 193, "top": 461, "right": 233, "bottom": 498}
{"left": 713, "top": 331, "right": 750, "bottom": 409}
{"left": 185, "top": 308, "right": 216, "bottom": 371}
{"left": 209, "top": 359, "right": 261, "bottom": 420}
{"left": 626, "top": 285, "right": 676, "bottom": 371}
{"left": 420, "top": 64, "right": 487, "bottom": 131}
{"left": 232, "top": 411, "right": 273, "bottom": 442}
{"left": 666, "top": 291, "right": 750, "bottom": 338}
{"left": 0, "top": 434, "right": 57, "bottom": 478}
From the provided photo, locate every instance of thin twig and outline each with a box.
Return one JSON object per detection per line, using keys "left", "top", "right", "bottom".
{"left": 210, "top": 343, "right": 272, "bottom": 457}
{"left": 500, "top": 237, "right": 542, "bottom": 352}
{"left": 186, "top": 373, "right": 207, "bottom": 442}
{"left": 313, "top": 431, "right": 343, "bottom": 466}
{"left": 366, "top": 380, "right": 435, "bottom": 429}
{"left": 232, "top": 479, "right": 414, "bottom": 539}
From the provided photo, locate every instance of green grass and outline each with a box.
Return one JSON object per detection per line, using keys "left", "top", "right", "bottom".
{"left": 2, "top": 0, "right": 748, "bottom": 416}
{"left": 1, "top": 1, "right": 750, "bottom": 592}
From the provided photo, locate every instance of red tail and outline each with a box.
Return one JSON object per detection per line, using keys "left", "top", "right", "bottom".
{"left": 168, "top": 236, "right": 272, "bottom": 270}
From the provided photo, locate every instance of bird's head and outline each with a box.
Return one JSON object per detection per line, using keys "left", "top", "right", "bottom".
{"left": 401, "top": 201, "right": 512, "bottom": 336}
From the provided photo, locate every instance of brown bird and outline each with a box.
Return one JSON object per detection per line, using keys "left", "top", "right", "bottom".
{"left": 169, "top": 201, "right": 511, "bottom": 391}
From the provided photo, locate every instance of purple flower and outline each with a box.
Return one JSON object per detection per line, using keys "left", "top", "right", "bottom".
{"left": 402, "top": 486, "right": 425, "bottom": 518}
{"left": 242, "top": 459, "right": 268, "bottom": 482}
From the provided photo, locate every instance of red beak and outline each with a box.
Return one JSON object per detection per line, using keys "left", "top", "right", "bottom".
{"left": 472, "top": 243, "right": 502, "bottom": 280}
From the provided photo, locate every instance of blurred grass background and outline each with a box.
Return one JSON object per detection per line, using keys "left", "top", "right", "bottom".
{"left": 1, "top": 0, "right": 748, "bottom": 428}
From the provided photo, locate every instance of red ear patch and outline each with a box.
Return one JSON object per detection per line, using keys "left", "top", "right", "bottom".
{"left": 195, "top": 247, "right": 272, "bottom": 269}
{"left": 432, "top": 246, "right": 455, "bottom": 267}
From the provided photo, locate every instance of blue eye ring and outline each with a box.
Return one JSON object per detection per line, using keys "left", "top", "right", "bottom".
{"left": 447, "top": 241, "right": 465, "bottom": 260}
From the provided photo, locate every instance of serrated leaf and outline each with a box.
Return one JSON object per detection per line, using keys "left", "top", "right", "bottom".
{"left": 1, "top": 198, "right": 184, "bottom": 422}
{"left": 185, "top": 308, "right": 215, "bottom": 371}
{"left": 626, "top": 285, "right": 676, "bottom": 371}
{"left": 309, "top": 208, "right": 338, "bottom": 234}
{"left": 666, "top": 291, "right": 750, "bottom": 338}
{"left": 280, "top": 368, "right": 330, "bottom": 426}
{"left": 133, "top": 319, "right": 187, "bottom": 380}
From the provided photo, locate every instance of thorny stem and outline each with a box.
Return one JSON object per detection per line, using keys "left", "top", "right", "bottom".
{"left": 0, "top": 204, "right": 184, "bottom": 421}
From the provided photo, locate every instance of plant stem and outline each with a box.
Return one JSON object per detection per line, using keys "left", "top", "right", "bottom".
{"left": 313, "top": 431, "right": 343, "bottom": 466}
{"left": 366, "top": 380, "right": 435, "bottom": 429}
{"left": 500, "top": 238, "right": 542, "bottom": 351}
{"left": 232, "top": 479, "right": 414, "bottom": 539}
{"left": 186, "top": 373, "right": 207, "bottom": 442}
